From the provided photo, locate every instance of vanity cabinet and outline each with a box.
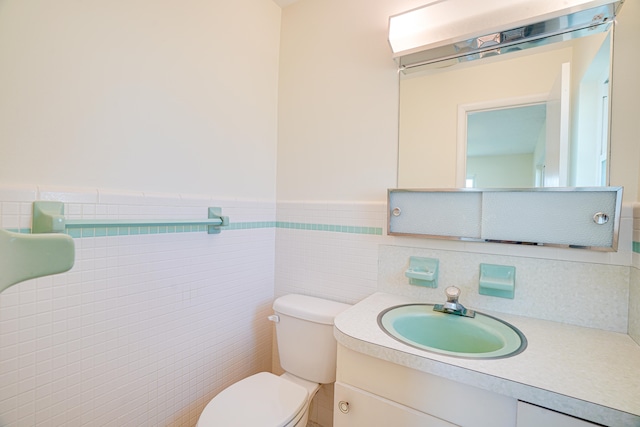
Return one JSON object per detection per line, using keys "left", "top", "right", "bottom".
{"left": 334, "top": 382, "right": 456, "bottom": 427}
{"left": 516, "top": 401, "right": 601, "bottom": 427}
{"left": 334, "top": 345, "right": 602, "bottom": 427}
{"left": 334, "top": 345, "right": 517, "bottom": 427}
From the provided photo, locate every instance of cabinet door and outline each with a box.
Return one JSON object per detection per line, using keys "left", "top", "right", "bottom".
{"left": 517, "top": 401, "right": 600, "bottom": 427}
{"left": 334, "top": 382, "right": 458, "bottom": 427}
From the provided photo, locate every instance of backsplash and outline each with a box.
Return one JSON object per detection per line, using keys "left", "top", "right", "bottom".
{"left": 378, "top": 245, "right": 629, "bottom": 332}
{"left": 0, "top": 186, "right": 275, "bottom": 426}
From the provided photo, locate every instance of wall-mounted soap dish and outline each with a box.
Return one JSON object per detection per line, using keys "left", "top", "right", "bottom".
{"left": 405, "top": 256, "right": 439, "bottom": 288}
{"left": 479, "top": 263, "right": 515, "bottom": 299}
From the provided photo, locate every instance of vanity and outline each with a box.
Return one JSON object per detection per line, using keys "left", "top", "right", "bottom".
{"left": 333, "top": 292, "right": 640, "bottom": 427}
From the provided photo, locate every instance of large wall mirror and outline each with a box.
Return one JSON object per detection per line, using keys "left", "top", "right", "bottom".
{"left": 397, "top": 25, "right": 614, "bottom": 189}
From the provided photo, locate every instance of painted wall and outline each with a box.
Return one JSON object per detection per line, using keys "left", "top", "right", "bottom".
{"left": 0, "top": 0, "right": 281, "bottom": 426}
{"left": 604, "top": 0, "right": 640, "bottom": 355}
{"left": 609, "top": 0, "right": 640, "bottom": 201}
{"left": 0, "top": 0, "right": 281, "bottom": 200}
{"left": 275, "top": 0, "right": 423, "bottom": 201}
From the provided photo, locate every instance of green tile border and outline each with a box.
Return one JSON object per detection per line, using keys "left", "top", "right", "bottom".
{"left": 275, "top": 221, "right": 383, "bottom": 235}
{"left": 10, "top": 226, "right": 635, "bottom": 243}
{"left": 66, "top": 223, "right": 212, "bottom": 237}
{"left": 5, "top": 221, "right": 383, "bottom": 237}
{"left": 225, "top": 221, "right": 276, "bottom": 231}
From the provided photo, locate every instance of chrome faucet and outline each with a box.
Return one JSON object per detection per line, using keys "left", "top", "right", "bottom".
{"left": 433, "top": 286, "right": 475, "bottom": 318}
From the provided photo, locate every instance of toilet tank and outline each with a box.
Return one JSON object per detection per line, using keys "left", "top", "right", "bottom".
{"left": 273, "top": 294, "right": 351, "bottom": 384}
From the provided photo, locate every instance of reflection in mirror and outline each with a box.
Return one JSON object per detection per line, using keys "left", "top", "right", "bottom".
{"left": 466, "top": 103, "right": 546, "bottom": 188}
{"left": 398, "top": 28, "right": 613, "bottom": 189}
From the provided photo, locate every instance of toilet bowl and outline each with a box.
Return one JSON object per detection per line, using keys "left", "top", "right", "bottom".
{"left": 196, "top": 372, "right": 319, "bottom": 427}
{"left": 196, "top": 294, "right": 351, "bottom": 427}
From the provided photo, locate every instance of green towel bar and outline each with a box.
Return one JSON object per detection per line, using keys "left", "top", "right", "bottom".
{"left": 32, "top": 201, "right": 230, "bottom": 235}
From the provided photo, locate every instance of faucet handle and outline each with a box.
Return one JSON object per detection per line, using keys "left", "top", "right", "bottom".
{"left": 434, "top": 286, "right": 475, "bottom": 318}
{"left": 445, "top": 286, "right": 460, "bottom": 302}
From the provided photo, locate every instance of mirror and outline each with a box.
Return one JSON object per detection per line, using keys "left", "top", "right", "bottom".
{"left": 397, "top": 26, "right": 613, "bottom": 189}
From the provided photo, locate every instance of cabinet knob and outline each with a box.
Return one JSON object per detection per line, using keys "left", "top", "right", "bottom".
{"left": 593, "top": 212, "right": 609, "bottom": 225}
{"left": 338, "top": 400, "right": 350, "bottom": 414}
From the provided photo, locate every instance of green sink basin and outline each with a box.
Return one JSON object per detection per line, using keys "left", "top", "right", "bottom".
{"left": 378, "top": 304, "right": 526, "bottom": 359}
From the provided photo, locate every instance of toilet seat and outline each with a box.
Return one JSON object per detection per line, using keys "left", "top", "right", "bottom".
{"left": 196, "top": 372, "right": 309, "bottom": 427}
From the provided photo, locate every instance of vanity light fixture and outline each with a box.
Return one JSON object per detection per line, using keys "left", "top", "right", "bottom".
{"left": 388, "top": 0, "right": 624, "bottom": 72}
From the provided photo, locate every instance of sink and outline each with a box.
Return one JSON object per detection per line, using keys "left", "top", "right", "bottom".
{"left": 378, "top": 304, "right": 526, "bottom": 359}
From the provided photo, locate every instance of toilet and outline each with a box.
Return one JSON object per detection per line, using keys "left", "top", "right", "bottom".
{"left": 196, "top": 294, "right": 352, "bottom": 427}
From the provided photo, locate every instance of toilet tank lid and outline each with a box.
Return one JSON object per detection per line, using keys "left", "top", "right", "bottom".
{"left": 273, "top": 294, "right": 352, "bottom": 325}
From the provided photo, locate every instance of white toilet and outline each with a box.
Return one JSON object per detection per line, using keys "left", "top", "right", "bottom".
{"left": 196, "top": 294, "right": 351, "bottom": 427}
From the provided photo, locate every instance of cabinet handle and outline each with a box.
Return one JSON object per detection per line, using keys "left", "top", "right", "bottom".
{"left": 338, "top": 400, "right": 350, "bottom": 414}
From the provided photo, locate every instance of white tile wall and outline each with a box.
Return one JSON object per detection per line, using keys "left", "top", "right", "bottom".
{"left": 274, "top": 201, "right": 386, "bottom": 304}
{"left": 2, "top": 189, "right": 637, "bottom": 427}
{"left": 0, "top": 186, "right": 275, "bottom": 426}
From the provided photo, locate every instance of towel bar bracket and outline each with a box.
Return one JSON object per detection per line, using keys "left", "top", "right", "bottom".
{"left": 208, "top": 207, "right": 229, "bottom": 234}
{"left": 33, "top": 201, "right": 66, "bottom": 233}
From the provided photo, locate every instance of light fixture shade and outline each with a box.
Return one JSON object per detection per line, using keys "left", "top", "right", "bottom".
{"left": 388, "top": 0, "right": 623, "bottom": 70}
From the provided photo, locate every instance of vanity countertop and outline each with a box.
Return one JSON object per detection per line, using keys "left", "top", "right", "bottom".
{"left": 334, "top": 292, "right": 640, "bottom": 426}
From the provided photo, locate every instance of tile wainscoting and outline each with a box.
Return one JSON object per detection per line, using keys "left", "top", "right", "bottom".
{"left": 1, "top": 188, "right": 637, "bottom": 427}
{"left": 0, "top": 186, "right": 276, "bottom": 426}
